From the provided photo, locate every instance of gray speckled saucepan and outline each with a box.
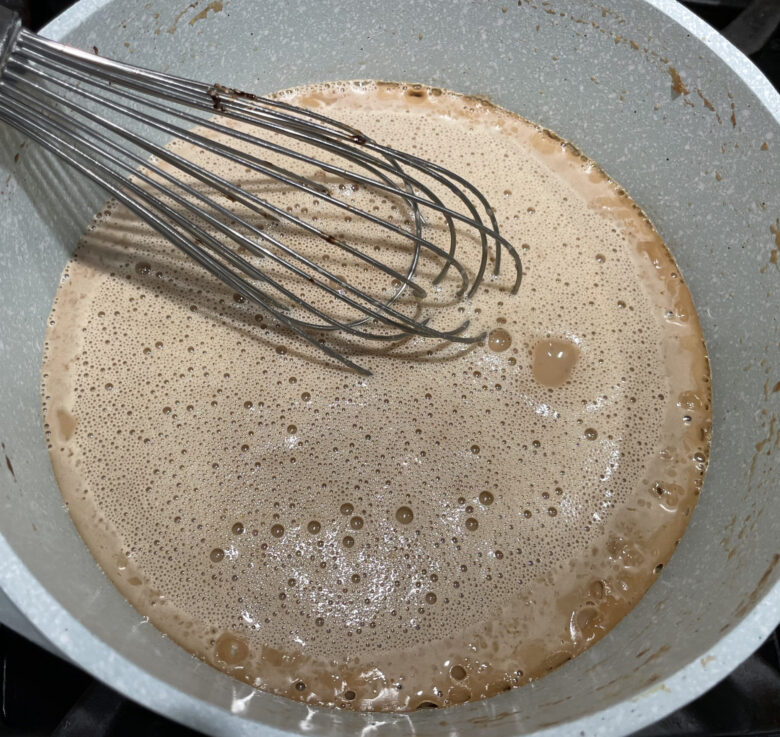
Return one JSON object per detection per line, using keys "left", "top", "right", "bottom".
{"left": 0, "top": 0, "right": 778, "bottom": 735}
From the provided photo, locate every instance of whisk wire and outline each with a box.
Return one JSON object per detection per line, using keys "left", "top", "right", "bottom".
{"left": 0, "top": 100, "right": 373, "bottom": 374}
{"left": 3, "top": 78, "right": 475, "bottom": 344}
{"left": 9, "top": 50, "right": 476, "bottom": 298}
{"left": 0, "top": 19, "right": 523, "bottom": 373}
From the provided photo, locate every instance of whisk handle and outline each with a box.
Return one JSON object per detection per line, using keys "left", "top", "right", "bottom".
{"left": 0, "top": 7, "right": 21, "bottom": 75}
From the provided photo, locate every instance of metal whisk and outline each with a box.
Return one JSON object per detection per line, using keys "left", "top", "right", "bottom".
{"left": 0, "top": 9, "right": 521, "bottom": 374}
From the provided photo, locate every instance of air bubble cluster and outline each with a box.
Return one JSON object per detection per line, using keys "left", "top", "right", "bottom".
{"left": 40, "top": 80, "right": 711, "bottom": 713}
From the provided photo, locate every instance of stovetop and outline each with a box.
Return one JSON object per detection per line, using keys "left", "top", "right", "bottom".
{"left": 1, "top": 624, "right": 779, "bottom": 736}
{"left": 1, "top": 1, "right": 779, "bottom": 736}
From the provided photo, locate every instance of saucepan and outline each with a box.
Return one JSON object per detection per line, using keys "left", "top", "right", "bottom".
{"left": 0, "top": 0, "right": 778, "bottom": 735}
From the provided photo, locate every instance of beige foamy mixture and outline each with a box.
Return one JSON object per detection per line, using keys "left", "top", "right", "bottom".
{"left": 41, "top": 82, "right": 711, "bottom": 711}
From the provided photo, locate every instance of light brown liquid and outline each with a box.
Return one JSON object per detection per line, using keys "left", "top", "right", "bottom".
{"left": 532, "top": 338, "right": 580, "bottom": 387}
{"left": 41, "top": 82, "right": 711, "bottom": 712}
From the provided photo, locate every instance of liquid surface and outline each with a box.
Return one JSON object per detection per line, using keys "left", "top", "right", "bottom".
{"left": 41, "top": 81, "right": 711, "bottom": 711}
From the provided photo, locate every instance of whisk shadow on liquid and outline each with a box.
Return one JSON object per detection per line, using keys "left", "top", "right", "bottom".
{"left": 72, "top": 192, "right": 500, "bottom": 374}
{"left": 1, "top": 114, "right": 515, "bottom": 375}
{"left": 0, "top": 14, "right": 522, "bottom": 371}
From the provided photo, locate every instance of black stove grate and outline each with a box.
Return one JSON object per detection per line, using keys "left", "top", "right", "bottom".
{"left": 2, "top": 623, "right": 780, "bottom": 736}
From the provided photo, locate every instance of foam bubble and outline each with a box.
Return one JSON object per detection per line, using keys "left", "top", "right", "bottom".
{"left": 41, "top": 80, "right": 711, "bottom": 712}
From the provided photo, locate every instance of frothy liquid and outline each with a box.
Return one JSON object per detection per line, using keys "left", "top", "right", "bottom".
{"left": 41, "top": 82, "right": 711, "bottom": 711}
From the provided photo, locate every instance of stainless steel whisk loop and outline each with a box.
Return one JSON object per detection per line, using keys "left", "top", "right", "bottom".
{"left": 0, "top": 8, "right": 522, "bottom": 374}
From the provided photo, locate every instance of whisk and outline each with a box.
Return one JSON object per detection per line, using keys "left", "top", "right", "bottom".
{"left": 0, "top": 9, "right": 521, "bottom": 374}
